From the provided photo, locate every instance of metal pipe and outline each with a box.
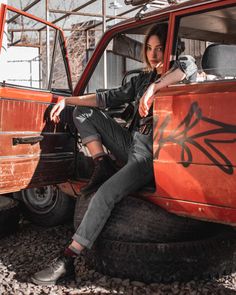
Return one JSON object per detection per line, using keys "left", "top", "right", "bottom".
{"left": 86, "top": 30, "right": 89, "bottom": 49}
{"left": 84, "top": 5, "right": 142, "bottom": 31}
{"left": 8, "top": 28, "right": 103, "bottom": 32}
{"left": 8, "top": 42, "right": 40, "bottom": 47}
{"left": 45, "top": 0, "right": 50, "bottom": 86}
{"left": 29, "top": 60, "right": 32, "bottom": 87}
{"left": 102, "top": 0, "right": 107, "bottom": 89}
{"left": 51, "top": 0, "right": 98, "bottom": 25}
{"left": 7, "top": 0, "right": 41, "bottom": 24}
{"left": 49, "top": 9, "right": 128, "bottom": 20}
{"left": 39, "top": 30, "right": 42, "bottom": 88}
{"left": 0, "top": 0, "right": 8, "bottom": 83}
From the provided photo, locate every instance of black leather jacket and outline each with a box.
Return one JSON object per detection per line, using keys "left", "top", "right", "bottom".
{"left": 96, "top": 70, "right": 157, "bottom": 110}
{"left": 96, "top": 55, "right": 198, "bottom": 110}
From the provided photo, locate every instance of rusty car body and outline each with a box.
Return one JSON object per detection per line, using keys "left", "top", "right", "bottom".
{"left": 1, "top": 0, "right": 236, "bottom": 226}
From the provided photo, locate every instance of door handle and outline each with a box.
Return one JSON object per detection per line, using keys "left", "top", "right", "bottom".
{"left": 12, "top": 135, "right": 44, "bottom": 145}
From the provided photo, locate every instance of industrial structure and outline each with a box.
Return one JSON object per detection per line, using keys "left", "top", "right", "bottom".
{"left": 3, "top": 0, "right": 188, "bottom": 87}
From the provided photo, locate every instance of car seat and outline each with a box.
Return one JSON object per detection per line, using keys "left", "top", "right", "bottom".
{"left": 201, "top": 44, "right": 236, "bottom": 79}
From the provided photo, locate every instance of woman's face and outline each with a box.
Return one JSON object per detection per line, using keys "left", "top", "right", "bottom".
{"left": 146, "top": 35, "right": 164, "bottom": 69}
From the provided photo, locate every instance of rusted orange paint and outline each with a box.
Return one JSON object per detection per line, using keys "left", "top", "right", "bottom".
{"left": 152, "top": 80, "right": 236, "bottom": 224}
{"left": 0, "top": 87, "right": 59, "bottom": 104}
{"left": 146, "top": 195, "right": 236, "bottom": 225}
{"left": 0, "top": 156, "right": 74, "bottom": 194}
{"left": 0, "top": 93, "right": 75, "bottom": 193}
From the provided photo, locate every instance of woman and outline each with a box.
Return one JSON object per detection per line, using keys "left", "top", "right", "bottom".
{"left": 31, "top": 23, "right": 197, "bottom": 285}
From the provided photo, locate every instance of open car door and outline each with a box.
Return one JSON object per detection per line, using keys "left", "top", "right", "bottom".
{"left": 0, "top": 4, "right": 75, "bottom": 194}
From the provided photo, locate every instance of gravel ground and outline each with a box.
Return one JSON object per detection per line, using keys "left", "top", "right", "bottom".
{"left": 0, "top": 221, "right": 236, "bottom": 295}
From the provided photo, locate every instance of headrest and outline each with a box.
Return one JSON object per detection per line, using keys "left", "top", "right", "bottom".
{"left": 202, "top": 44, "right": 236, "bottom": 77}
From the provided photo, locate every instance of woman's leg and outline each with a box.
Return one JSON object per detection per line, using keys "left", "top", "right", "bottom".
{"left": 72, "top": 153, "right": 154, "bottom": 249}
{"left": 73, "top": 106, "right": 132, "bottom": 162}
{"left": 86, "top": 140, "right": 104, "bottom": 158}
{"left": 31, "top": 134, "right": 154, "bottom": 286}
{"left": 73, "top": 106, "right": 133, "bottom": 194}
{"left": 31, "top": 153, "right": 154, "bottom": 286}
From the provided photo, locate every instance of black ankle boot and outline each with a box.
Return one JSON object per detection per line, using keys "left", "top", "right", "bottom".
{"left": 31, "top": 254, "right": 75, "bottom": 286}
{"left": 80, "top": 155, "right": 117, "bottom": 195}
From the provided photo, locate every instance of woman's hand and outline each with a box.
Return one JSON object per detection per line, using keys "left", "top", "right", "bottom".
{"left": 138, "top": 83, "right": 158, "bottom": 117}
{"left": 50, "top": 98, "right": 66, "bottom": 123}
{"left": 155, "top": 61, "right": 163, "bottom": 75}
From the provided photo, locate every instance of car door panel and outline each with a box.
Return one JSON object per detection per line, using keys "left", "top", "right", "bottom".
{"left": 153, "top": 82, "right": 236, "bottom": 209}
{"left": 0, "top": 86, "right": 75, "bottom": 194}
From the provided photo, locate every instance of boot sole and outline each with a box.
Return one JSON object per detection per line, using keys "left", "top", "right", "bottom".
{"left": 31, "top": 273, "right": 75, "bottom": 286}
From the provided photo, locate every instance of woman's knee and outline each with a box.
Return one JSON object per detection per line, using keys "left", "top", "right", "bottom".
{"left": 73, "top": 106, "right": 96, "bottom": 133}
{"left": 73, "top": 106, "right": 92, "bottom": 121}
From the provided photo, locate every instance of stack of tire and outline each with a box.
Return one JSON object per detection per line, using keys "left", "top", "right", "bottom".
{"left": 74, "top": 194, "right": 236, "bottom": 283}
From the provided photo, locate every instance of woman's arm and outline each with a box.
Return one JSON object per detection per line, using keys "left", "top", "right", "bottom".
{"left": 64, "top": 93, "right": 97, "bottom": 106}
{"left": 50, "top": 72, "right": 140, "bottom": 123}
{"left": 50, "top": 93, "right": 96, "bottom": 123}
{"left": 139, "top": 56, "right": 198, "bottom": 117}
{"left": 138, "top": 68, "right": 186, "bottom": 117}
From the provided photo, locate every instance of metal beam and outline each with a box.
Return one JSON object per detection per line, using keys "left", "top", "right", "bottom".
{"left": 6, "top": 1, "right": 143, "bottom": 39}
{"left": 50, "top": 0, "right": 98, "bottom": 25}
{"left": 7, "top": 0, "right": 42, "bottom": 24}
{"left": 8, "top": 28, "right": 103, "bottom": 32}
{"left": 38, "top": 0, "right": 98, "bottom": 32}
{"left": 102, "top": 0, "right": 107, "bottom": 89}
{"left": 49, "top": 9, "right": 128, "bottom": 20}
{"left": 84, "top": 5, "right": 143, "bottom": 31}
{"left": 45, "top": 0, "right": 50, "bottom": 84}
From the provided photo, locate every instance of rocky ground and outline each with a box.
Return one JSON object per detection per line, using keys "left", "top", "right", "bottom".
{"left": 0, "top": 221, "right": 236, "bottom": 295}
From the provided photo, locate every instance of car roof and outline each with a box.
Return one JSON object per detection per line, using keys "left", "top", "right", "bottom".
{"left": 111, "top": 0, "right": 235, "bottom": 45}
{"left": 116, "top": 0, "right": 222, "bottom": 25}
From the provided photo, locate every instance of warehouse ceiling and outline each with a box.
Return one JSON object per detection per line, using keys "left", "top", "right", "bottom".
{"left": 7, "top": 0, "right": 189, "bottom": 34}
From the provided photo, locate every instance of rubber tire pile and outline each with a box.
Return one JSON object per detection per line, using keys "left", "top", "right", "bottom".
{"left": 74, "top": 194, "right": 236, "bottom": 284}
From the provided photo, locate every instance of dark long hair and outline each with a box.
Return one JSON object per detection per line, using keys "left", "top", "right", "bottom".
{"left": 143, "top": 23, "right": 168, "bottom": 70}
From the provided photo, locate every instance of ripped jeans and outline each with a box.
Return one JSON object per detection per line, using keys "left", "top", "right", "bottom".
{"left": 72, "top": 106, "right": 154, "bottom": 249}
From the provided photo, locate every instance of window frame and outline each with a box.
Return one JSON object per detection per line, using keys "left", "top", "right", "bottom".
{"left": 166, "top": 0, "right": 236, "bottom": 85}
{"left": 73, "top": 16, "right": 171, "bottom": 96}
{"left": 0, "top": 4, "right": 73, "bottom": 93}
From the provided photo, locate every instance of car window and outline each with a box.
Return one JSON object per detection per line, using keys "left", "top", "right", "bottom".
{"left": 84, "top": 25, "right": 162, "bottom": 93}
{"left": 0, "top": 8, "right": 71, "bottom": 92}
{"left": 174, "top": 5, "right": 236, "bottom": 84}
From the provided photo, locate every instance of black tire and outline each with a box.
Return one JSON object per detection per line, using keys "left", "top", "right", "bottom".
{"left": 86, "top": 229, "right": 236, "bottom": 283}
{"left": 74, "top": 194, "right": 223, "bottom": 242}
{"left": 74, "top": 194, "right": 233, "bottom": 283}
{"left": 15, "top": 186, "right": 74, "bottom": 227}
{"left": 0, "top": 196, "right": 20, "bottom": 238}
